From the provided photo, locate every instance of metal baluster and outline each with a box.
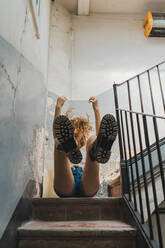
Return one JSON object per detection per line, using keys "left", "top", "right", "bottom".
{"left": 148, "top": 68, "right": 165, "bottom": 205}
{"left": 137, "top": 75, "right": 144, "bottom": 113}
{"left": 125, "top": 111, "right": 137, "bottom": 210}
{"left": 147, "top": 70, "right": 156, "bottom": 115}
{"left": 152, "top": 116, "right": 165, "bottom": 200}
{"left": 113, "top": 84, "right": 124, "bottom": 160}
{"left": 143, "top": 115, "right": 163, "bottom": 247}
{"left": 127, "top": 81, "right": 144, "bottom": 220}
{"left": 157, "top": 65, "right": 165, "bottom": 113}
{"left": 120, "top": 110, "right": 131, "bottom": 201}
{"left": 136, "top": 114, "right": 153, "bottom": 237}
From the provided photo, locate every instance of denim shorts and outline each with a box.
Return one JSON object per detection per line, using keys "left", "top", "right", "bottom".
{"left": 55, "top": 167, "right": 98, "bottom": 198}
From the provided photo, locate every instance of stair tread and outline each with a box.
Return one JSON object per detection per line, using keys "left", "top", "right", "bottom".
{"left": 19, "top": 220, "right": 136, "bottom": 238}
{"left": 20, "top": 220, "right": 134, "bottom": 230}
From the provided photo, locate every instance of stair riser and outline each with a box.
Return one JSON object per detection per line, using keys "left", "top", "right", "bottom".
{"left": 32, "top": 199, "right": 124, "bottom": 221}
{"left": 19, "top": 238, "right": 136, "bottom": 248}
{"left": 33, "top": 205, "right": 123, "bottom": 221}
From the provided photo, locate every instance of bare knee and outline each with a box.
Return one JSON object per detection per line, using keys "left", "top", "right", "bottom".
{"left": 82, "top": 182, "right": 100, "bottom": 197}
{"left": 54, "top": 182, "right": 74, "bottom": 196}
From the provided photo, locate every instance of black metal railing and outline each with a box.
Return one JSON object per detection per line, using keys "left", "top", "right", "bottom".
{"left": 113, "top": 61, "right": 165, "bottom": 248}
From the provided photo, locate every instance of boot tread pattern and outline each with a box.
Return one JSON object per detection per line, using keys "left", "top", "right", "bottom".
{"left": 96, "top": 114, "right": 118, "bottom": 164}
{"left": 55, "top": 115, "right": 82, "bottom": 164}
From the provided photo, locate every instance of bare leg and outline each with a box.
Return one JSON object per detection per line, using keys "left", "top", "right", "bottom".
{"left": 54, "top": 139, "right": 74, "bottom": 196}
{"left": 81, "top": 135, "right": 100, "bottom": 196}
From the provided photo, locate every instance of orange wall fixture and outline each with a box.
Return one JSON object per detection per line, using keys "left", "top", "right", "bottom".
{"left": 143, "top": 11, "right": 165, "bottom": 37}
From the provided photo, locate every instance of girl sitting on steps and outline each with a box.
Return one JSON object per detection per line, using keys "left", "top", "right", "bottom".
{"left": 53, "top": 96, "right": 118, "bottom": 198}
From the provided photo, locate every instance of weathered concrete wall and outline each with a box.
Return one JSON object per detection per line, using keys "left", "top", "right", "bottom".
{"left": 47, "top": 0, "right": 72, "bottom": 97}
{"left": 0, "top": 0, "right": 51, "bottom": 78}
{"left": 43, "top": 1, "right": 73, "bottom": 197}
{"left": 0, "top": 36, "right": 46, "bottom": 239}
{"left": 0, "top": 1, "right": 51, "bottom": 241}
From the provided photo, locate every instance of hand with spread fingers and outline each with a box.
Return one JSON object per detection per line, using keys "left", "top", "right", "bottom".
{"left": 88, "top": 96, "right": 101, "bottom": 136}
{"left": 56, "top": 96, "right": 68, "bottom": 109}
{"left": 88, "top": 96, "right": 99, "bottom": 111}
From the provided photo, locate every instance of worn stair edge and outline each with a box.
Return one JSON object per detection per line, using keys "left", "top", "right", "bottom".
{"left": 19, "top": 224, "right": 136, "bottom": 239}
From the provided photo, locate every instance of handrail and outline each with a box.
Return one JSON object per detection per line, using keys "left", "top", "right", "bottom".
{"left": 116, "top": 109, "right": 165, "bottom": 120}
{"left": 126, "top": 137, "right": 165, "bottom": 165}
{"left": 113, "top": 60, "right": 165, "bottom": 87}
{"left": 113, "top": 60, "right": 165, "bottom": 248}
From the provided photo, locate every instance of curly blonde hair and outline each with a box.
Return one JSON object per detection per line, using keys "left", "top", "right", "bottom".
{"left": 65, "top": 107, "right": 93, "bottom": 147}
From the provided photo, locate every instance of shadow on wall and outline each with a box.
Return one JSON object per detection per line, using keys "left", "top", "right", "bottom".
{"left": 0, "top": 35, "right": 47, "bottom": 242}
{"left": 43, "top": 89, "right": 120, "bottom": 198}
{"left": 0, "top": 180, "right": 40, "bottom": 248}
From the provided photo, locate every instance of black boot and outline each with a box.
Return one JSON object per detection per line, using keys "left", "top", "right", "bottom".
{"left": 89, "top": 114, "right": 118, "bottom": 164}
{"left": 54, "top": 115, "right": 82, "bottom": 164}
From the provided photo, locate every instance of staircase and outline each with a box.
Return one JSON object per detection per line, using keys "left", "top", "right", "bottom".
{"left": 18, "top": 60, "right": 165, "bottom": 248}
{"left": 18, "top": 197, "right": 136, "bottom": 248}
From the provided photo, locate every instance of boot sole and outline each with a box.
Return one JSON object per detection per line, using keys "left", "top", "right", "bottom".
{"left": 95, "top": 114, "right": 118, "bottom": 164}
{"left": 54, "top": 115, "right": 82, "bottom": 164}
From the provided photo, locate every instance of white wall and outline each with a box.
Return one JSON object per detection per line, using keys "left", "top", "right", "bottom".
{"left": 0, "top": 0, "right": 51, "bottom": 78}
{"left": 72, "top": 14, "right": 165, "bottom": 100}
{"left": 47, "top": 1, "right": 72, "bottom": 97}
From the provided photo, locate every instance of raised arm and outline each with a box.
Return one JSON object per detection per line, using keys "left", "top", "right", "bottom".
{"left": 53, "top": 96, "right": 67, "bottom": 139}
{"left": 89, "top": 96, "right": 101, "bottom": 136}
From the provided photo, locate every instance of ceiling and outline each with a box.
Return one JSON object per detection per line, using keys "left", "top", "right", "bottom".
{"left": 59, "top": 0, "right": 165, "bottom": 14}
{"left": 59, "top": 0, "right": 77, "bottom": 13}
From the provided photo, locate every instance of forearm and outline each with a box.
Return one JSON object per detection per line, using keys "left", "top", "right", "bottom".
{"left": 94, "top": 108, "right": 101, "bottom": 136}
{"left": 53, "top": 105, "right": 62, "bottom": 139}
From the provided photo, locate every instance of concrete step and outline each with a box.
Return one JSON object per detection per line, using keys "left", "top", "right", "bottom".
{"left": 18, "top": 220, "right": 136, "bottom": 248}
{"left": 32, "top": 197, "right": 124, "bottom": 221}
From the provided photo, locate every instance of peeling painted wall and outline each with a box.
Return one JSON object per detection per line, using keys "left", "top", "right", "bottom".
{"left": 0, "top": 0, "right": 51, "bottom": 240}
{"left": 43, "top": 1, "right": 73, "bottom": 197}
{"left": 0, "top": 36, "right": 46, "bottom": 239}
{"left": 0, "top": 0, "right": 51, "bottom": 78}
{"left": 47, "top": 0, "right": 72, "bottom": 97}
